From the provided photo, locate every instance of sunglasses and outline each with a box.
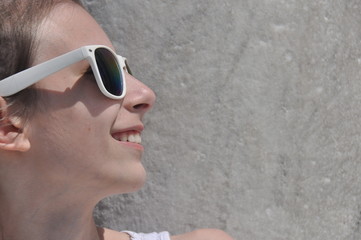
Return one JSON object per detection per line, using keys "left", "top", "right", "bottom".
{"left": 0, "top": 45, "right": 131, "bottom": 99}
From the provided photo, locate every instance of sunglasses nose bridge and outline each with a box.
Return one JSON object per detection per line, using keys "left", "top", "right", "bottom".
{"left": 117, "top": 55, "right": 127, "bottom": 69}
{"left": 124, "top": 59, "right": 132, "bottom": 75}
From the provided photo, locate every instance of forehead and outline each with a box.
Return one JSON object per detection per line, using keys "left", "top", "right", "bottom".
{"left": 34, "top": 2, "right": 114, "bottom": 64}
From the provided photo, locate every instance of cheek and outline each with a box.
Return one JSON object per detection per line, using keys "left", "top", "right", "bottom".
{"left": 26, "top": 83, "right": 146, "bottom": 193}
{"left": 29, "top": 101, "right": 117, "bottom": 169}
{"left": 29, "top": 108, "right": 146, "bottom": 193}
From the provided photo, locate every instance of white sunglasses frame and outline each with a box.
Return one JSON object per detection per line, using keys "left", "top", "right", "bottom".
{"left": 0, "top": 45, "right": 128, "bottom": 99}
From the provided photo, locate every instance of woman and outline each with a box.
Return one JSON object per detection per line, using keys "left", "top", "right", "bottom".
{"left": 0, "top": 0, "right": 233, "bottom": 239}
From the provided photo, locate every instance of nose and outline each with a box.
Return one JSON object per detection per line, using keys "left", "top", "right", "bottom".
{"left": 122, "top": 73, "right": 156, "bottom": 115}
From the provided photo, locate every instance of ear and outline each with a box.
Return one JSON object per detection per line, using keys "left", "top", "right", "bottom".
{"left": 0, "top": 97, "right": 30, "bottom": 152}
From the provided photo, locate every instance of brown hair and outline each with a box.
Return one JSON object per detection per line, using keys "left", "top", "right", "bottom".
{"left": 0, "top": 0, "right": 83, "bottom": 120}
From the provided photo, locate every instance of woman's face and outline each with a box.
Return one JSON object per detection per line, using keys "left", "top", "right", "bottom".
{"left": 24, "top": 3, "right": 155, "bottom": 197}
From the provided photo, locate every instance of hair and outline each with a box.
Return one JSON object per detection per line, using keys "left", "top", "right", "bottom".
{"left": 0, "top": 0, "right": 83, "bottom": 120}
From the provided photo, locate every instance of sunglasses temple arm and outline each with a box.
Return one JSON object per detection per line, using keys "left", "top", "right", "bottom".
{"left": 0, "top": 48, "right": 85, "bottom": 96}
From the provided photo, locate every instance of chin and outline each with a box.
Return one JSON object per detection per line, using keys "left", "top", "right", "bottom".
{"left": 128, "top": 179, "right": 146, "bottom": 193}
{"left": 104, "top": 164, "right": 147, "bottom": 195}
{"left": 124, "top": 168, "right": 147, "bottom": 193}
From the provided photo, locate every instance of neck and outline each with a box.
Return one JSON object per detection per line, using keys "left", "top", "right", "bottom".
{"left": 0, "top": 172, "right": 102, "bottom": 240}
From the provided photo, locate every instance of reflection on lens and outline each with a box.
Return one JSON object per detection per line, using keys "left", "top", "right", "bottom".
{"left": 95, "top": 48, "right": 123, "bottom": 96}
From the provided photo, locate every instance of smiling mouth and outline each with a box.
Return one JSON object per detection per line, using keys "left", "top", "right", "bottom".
{"left": 112, "top": 131, "right": 141, "bottom": 144}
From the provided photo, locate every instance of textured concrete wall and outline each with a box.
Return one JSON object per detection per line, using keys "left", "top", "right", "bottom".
{"left": 86, "top": 1, "right": 361, "bottom": 239}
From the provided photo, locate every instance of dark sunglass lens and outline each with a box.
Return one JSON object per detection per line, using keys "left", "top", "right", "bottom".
{"left": 94, "top": 48, "right": 123, "bottom": 96}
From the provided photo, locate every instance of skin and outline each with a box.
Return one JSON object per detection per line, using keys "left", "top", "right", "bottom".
{"left": 0, "top": 2, "right": 234, "bottom": 240}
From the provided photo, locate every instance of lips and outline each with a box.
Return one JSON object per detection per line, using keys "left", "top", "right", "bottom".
{"left": 112, "top": 130, "right": 141, "bottom": 144}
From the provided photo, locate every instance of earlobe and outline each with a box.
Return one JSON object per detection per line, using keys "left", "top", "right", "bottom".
{"left": 0, "top": 97, "right": 31, "bottom": 152}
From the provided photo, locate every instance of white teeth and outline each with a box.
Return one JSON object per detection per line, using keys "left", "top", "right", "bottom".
{"left": 128, "top": 134, "right": 136, "bottom": 142}
{"left": 115, "top": 132, "right": 141, "bottom": 144}
{"left": 135, "top": 134, "right": 141, "bottom": 144}
{"left": 121, "top": 135, "right": 128, "bottom": 142}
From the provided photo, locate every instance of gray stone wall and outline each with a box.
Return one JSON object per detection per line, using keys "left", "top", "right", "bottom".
{"left": 87, "top": 1, "right": 361, "bottom": 239}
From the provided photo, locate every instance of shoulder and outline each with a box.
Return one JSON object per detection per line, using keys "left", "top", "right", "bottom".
{"left": 171, "top": 229, "right": 234, "bottom": 240}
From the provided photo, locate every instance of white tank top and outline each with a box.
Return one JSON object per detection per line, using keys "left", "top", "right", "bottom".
{"left": 122, "top": 231, "right": 171, "bottom": 240}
